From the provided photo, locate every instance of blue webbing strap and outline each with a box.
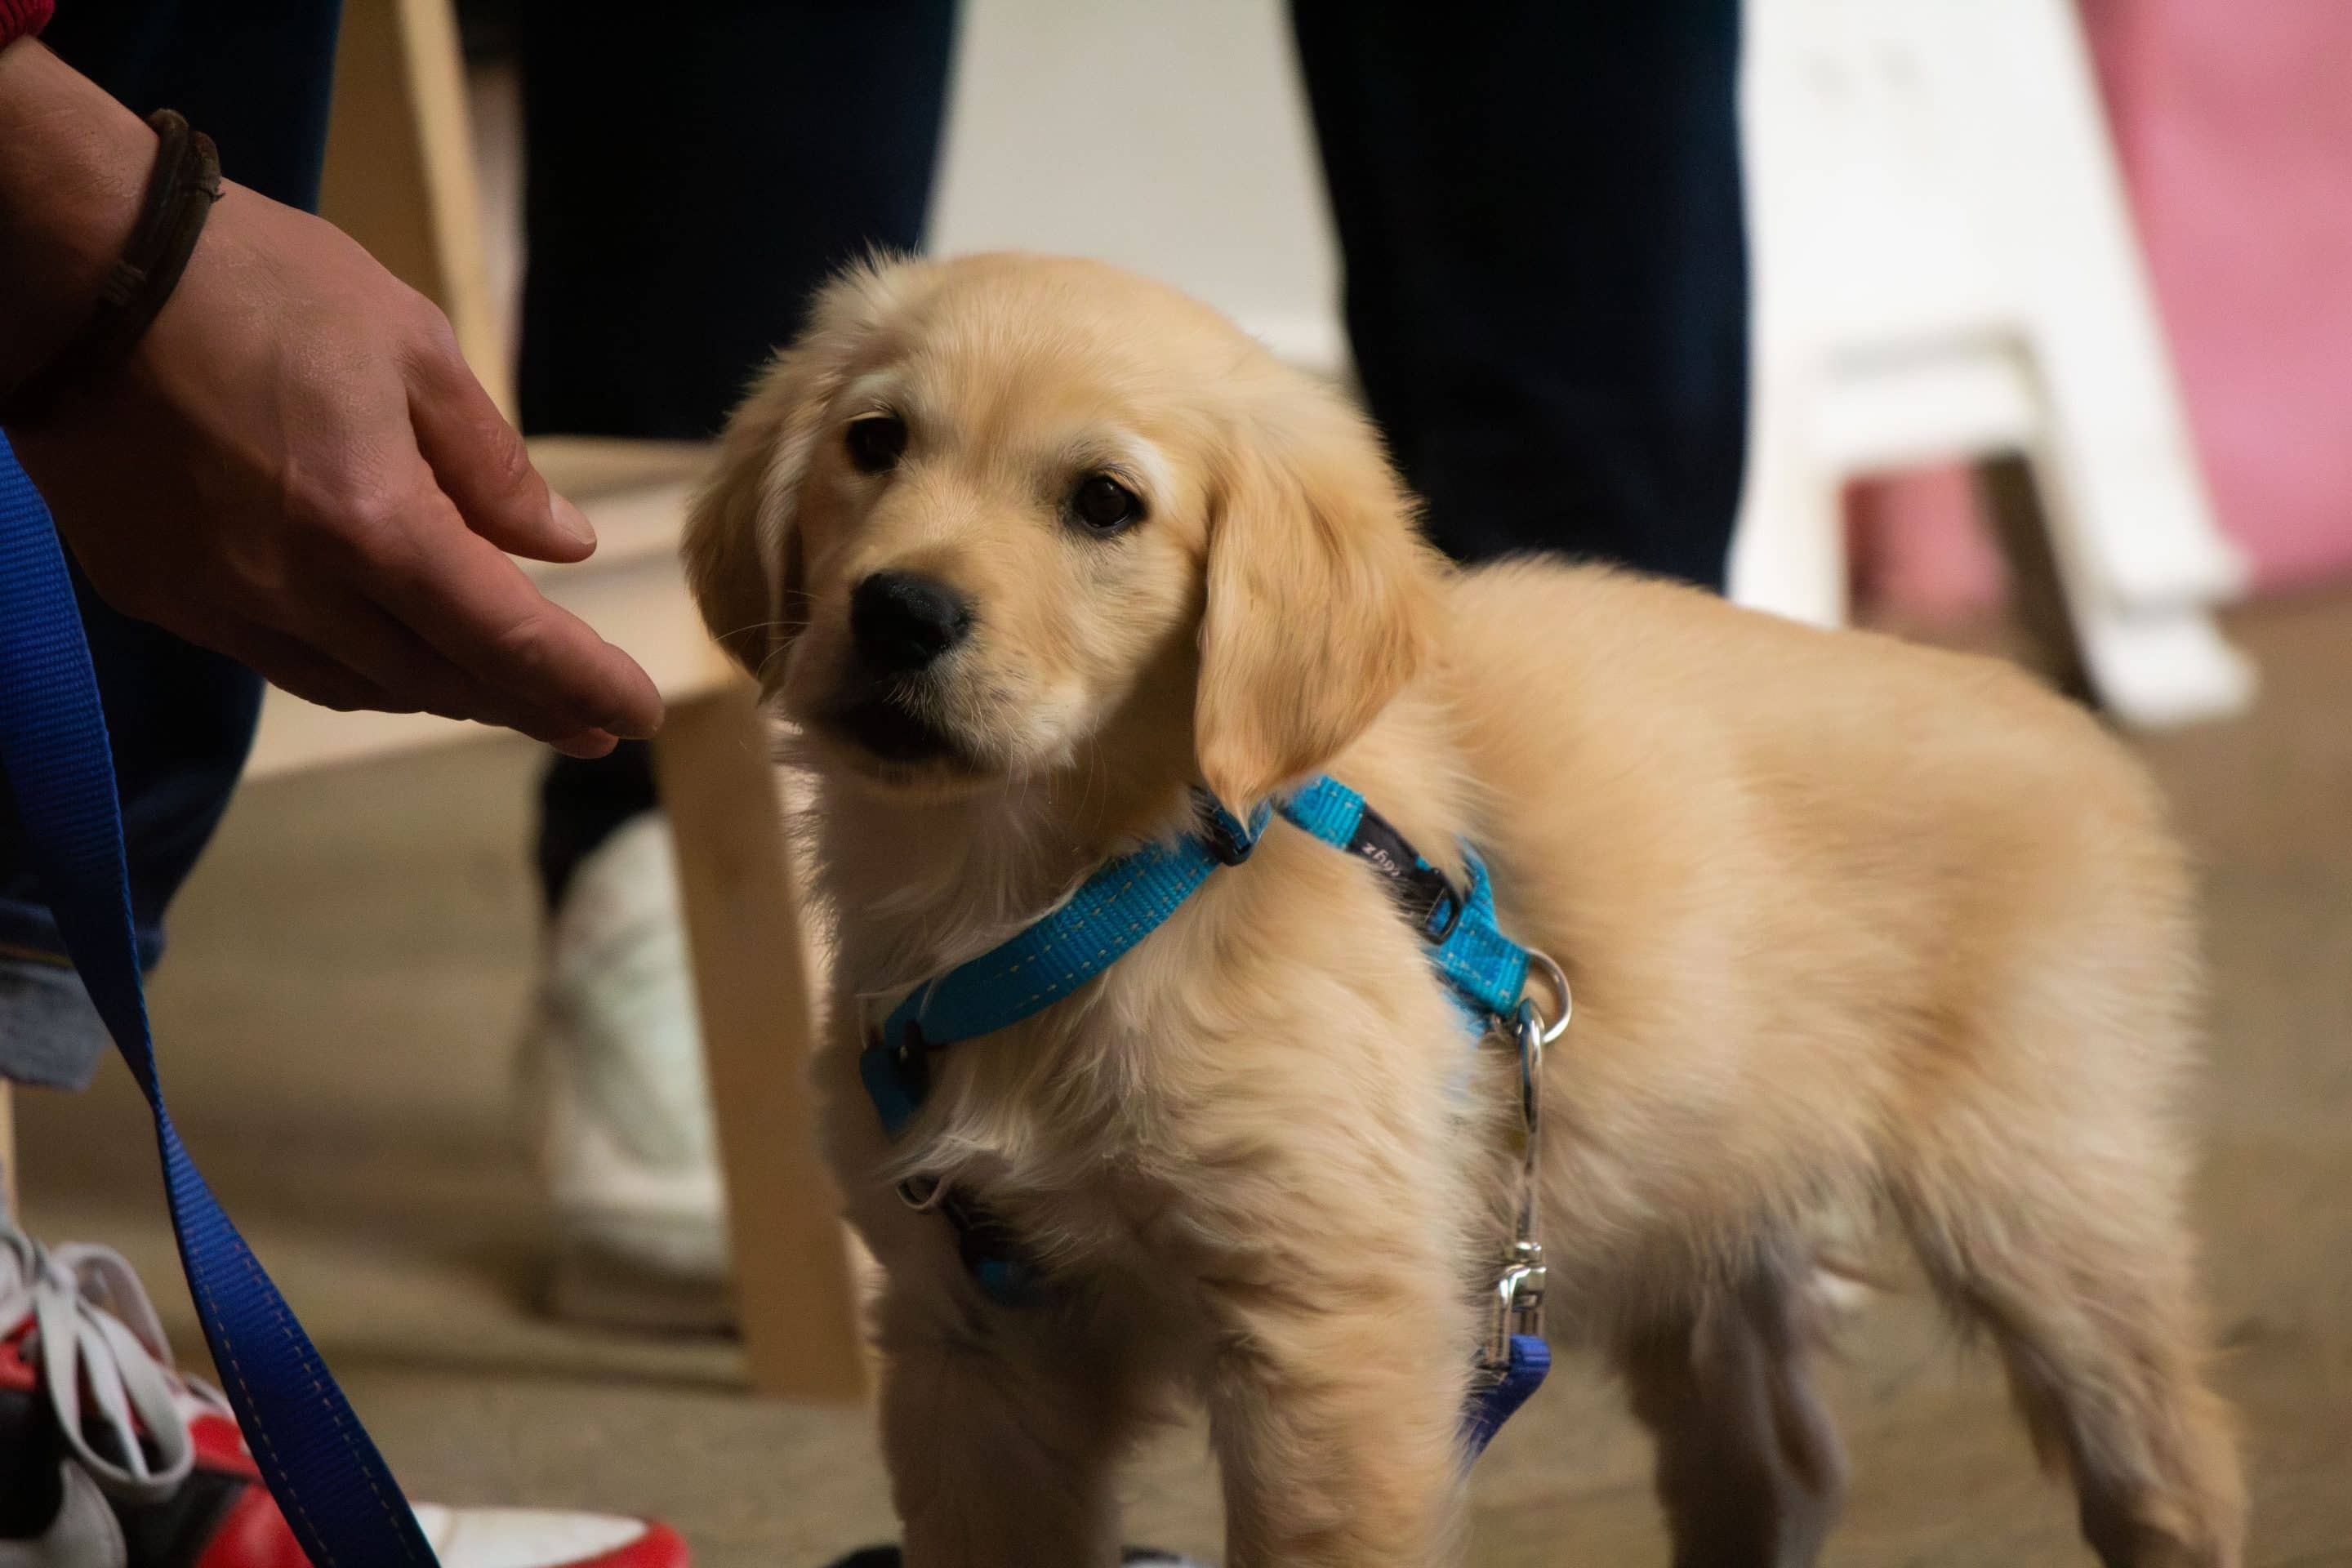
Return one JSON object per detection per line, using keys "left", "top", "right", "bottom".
{"left": 863, "top": 795, "right": 1271, "bottom": 1138}
{"left": 1276, "top": 777, "right": 1531, "bottom": 1022}
{"left": 0, "top": 435, "right": 437, "bottom": 1568}
{"left": 1463, "top": 1334, "right": 1551, "bottom": 1459}
{"left": 866, "top": 780, "right": 1530, "bottom": 1120}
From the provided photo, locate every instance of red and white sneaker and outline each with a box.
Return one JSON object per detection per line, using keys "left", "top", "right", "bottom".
{"left": 1, "top": 1217, "right": 687, "bottom": 1568}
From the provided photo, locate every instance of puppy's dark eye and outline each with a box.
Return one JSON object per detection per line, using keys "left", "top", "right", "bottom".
{"left": 1071, "top": 474, "right": 1142, "bottom": 535}
{"left": 844, "top": 413, "right": 907, "bottom": 474}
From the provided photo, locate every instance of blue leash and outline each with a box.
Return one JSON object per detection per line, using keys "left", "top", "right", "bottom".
{"left": 861, "top": 776, "right": 1557, "bottom": 1458}
{"left": 0, "top": 435, "right": 438, "bottom": 1568}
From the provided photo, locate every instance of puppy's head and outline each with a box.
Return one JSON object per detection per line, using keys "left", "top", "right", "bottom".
{"left": 684, "top": 253, "right": 1437, "bottom": 812}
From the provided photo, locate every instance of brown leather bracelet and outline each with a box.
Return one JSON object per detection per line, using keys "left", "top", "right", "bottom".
{"left": 0, "top": 109, "right": 221, "bottom": 428}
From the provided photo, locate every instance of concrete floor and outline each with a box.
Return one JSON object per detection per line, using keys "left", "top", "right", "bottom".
{"left": 16, "top": 592, "right": 2352, "bottom": 1566}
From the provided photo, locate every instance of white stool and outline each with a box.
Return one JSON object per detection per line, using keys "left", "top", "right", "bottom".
{"left": 1731, "top": 0, "right": 2256, "bottom": 726}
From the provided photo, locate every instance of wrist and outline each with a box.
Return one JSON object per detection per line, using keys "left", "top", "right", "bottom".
{"left": 0, "top": 42, "right": 156, "bottom": 392}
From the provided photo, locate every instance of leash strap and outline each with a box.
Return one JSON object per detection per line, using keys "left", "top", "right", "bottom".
{"left": 1462, "top": 1334, "right": 1551, "bottom": 1456}
{"left": 0, "top": 437, "right": 438, "bottom": 1568}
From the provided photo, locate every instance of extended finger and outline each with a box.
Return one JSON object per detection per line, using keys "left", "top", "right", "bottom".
{"left": 402, "top": 314, "right": 596, "bottom": 564}
{"left": 358, "top": 491, "right": 662, "bottom": 738}
{"left": 220, "top": 623, "right": 408, "bottom": 715}
{"left": 284, "top": 590, "right": 627, "bottom": 755}
{"left": 248, "top": 618, "right": 616, "bottom": 756}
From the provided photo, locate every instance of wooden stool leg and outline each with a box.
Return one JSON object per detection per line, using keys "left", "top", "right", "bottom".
{"left": 651, "top": 685, "right": 866, "bottom": 1403}
{"left": 320, "top": 0, "right": 509, "bottom": 410}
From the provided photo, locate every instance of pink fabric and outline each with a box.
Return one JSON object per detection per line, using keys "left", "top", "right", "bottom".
{"left": 1848, "top": 471, "right": 2006, "bottom": 621}
{"left": 1854, "top": 0, "right": 2352, "bottom": 618}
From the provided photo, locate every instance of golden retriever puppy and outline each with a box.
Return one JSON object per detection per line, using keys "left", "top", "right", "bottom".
{"left": 684, "top": 252, "right": 2242, "bottom": 1568}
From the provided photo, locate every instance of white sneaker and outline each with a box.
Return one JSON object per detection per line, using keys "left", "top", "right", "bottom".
{"left": 521, "top": 814, "right": 731, "bottom": 1331}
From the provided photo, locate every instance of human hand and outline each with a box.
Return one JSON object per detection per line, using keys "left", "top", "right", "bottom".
{"left": 1, "top": 45, "right": 661, "bottom": 755}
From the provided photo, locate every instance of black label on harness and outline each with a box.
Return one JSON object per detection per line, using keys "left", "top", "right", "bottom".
{"left": 1347, "top": 806, "right": 1463, "bottom": 942}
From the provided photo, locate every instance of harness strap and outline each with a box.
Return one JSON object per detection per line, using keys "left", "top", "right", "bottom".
{"left": 1276, "top": 777, "right": 1530, "bottom": 1023}
{"left": 863, "top": 781, "right": 1528, "bottom": 1120}
{"left": 0, "top": 437, "right": 438, "bottom": 1567}
{"left": 862, "top": 793, "right": 1270, "bottom": 1138}
{"left": 856, "top": 776, "right": 1555, "bottom": 1458}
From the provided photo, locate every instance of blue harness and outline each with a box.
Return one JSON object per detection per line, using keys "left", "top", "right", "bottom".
{"left": 858, "top": 776, "right": 1557, "bottom": 1459}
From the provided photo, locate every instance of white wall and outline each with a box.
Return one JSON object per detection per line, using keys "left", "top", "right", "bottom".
{"left": 931, "top": 0, "right": 1346, "bottom": 371}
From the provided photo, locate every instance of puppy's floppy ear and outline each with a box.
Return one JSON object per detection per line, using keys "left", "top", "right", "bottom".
{"left": 1195, "top": 387, "right": 1441, "bottom": 808}
{"left": 683, "top": 255, "right": 938, "bottom": 678}
{"left": 683, "top": 364, "right": 803, "bottom": 677}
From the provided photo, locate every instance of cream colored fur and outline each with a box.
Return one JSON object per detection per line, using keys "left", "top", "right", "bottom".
{"left": 684, "top": 254, "right": 2243, "bottom": 1568}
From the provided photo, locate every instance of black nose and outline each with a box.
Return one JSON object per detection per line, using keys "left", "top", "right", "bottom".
{"left": 850, "top": 570, "right": 971, "bottom": 674}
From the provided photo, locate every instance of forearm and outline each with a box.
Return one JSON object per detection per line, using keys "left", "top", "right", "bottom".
{"left": 0, "top": 39, "right": 153, "bottom": 392}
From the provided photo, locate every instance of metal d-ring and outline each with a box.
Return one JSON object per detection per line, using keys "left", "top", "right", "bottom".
{"left": 896, "top": 1173, "right": 954, "bottom": 1213}
{"left": 1521, "top": 950, "right": 1572, "bottom": 1046}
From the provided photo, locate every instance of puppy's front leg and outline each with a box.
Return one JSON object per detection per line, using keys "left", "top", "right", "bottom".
{"left": 875, "top": 1276, "right": 1144, "bottom": 1568}
{"left": 1205, "top": 1265, "right": 1470, "bottom": 1567}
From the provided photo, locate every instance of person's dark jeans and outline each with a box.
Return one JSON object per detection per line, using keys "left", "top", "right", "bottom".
{"left": 519, "top": 0, "right": 956, "bottom": 911}
{"left": 0, "top": 0, "right": 343, "bottom": 1088}
{"left": 1290, "top": 0, "right": 1748, "bottom": 581}
{"left": 533, "top": 1, "right": 1748, "bottom": 910}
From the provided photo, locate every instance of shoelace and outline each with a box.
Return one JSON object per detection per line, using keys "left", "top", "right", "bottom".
{"left": 0, "top": 1214, "right": 229, "bottom": 1502}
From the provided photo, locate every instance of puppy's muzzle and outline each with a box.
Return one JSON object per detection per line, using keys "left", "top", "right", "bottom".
{"left": 831, "top": 570, "right": 973, "bottom": 766}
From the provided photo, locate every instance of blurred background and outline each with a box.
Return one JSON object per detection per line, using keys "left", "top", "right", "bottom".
{"left": 14, "top": 2, "right": 2350, "bottom": 1565}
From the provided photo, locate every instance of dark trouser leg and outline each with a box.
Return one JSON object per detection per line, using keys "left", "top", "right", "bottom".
{"left": 0, "top": 1, "right": 342, "bottom": 1088}
{"left": 517, "top": 0, "right": 956, "bottom": 907}
{"left": 42, "top": 1, "right": 343, "bottom": 213}
{"left": 534, "top": 740, "right": 658, "bottom": 914}
{"left": 1289, "top": 0, "right": 1747, "bottom": 586}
